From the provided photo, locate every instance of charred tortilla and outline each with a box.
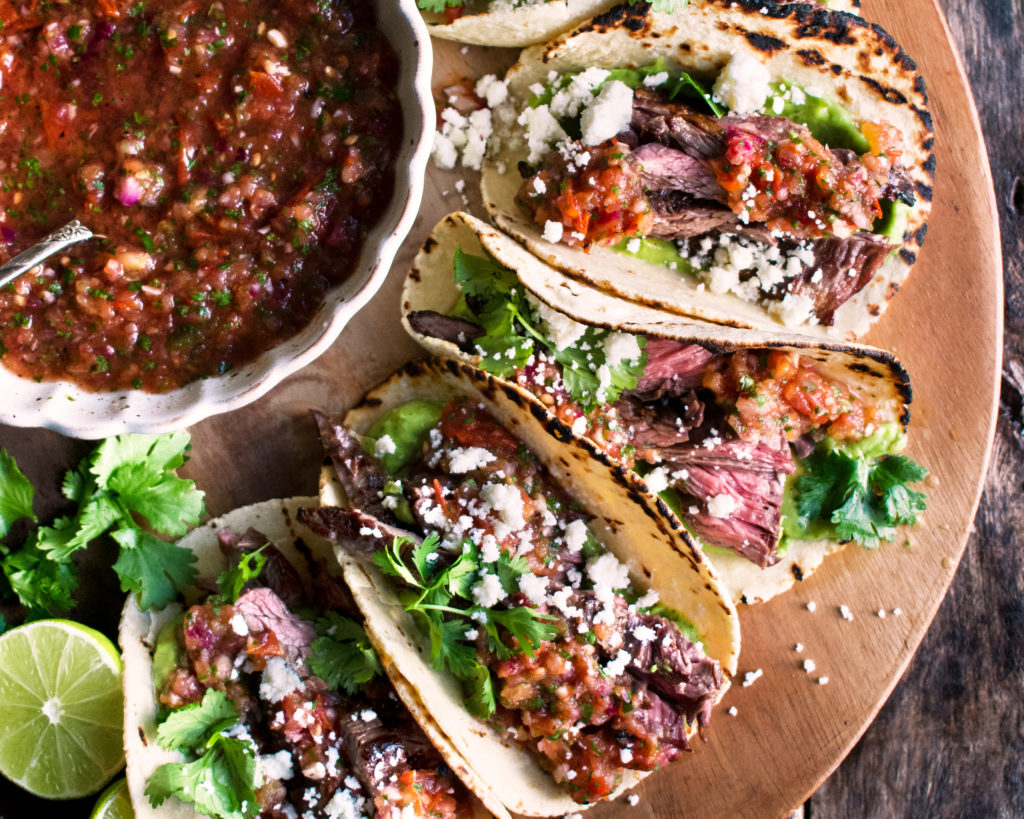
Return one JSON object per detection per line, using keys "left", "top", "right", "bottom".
{"left": 424, "top": 0, "right": 859, "bottom": 48}
{"left": 308, "top": 358, "right": 740, "bottom": 815}
{"left": 401, "top": 212, "right": 917, "bottom": 604}
{"left": 481, "top": 0, "right": 933, "bottom": 340}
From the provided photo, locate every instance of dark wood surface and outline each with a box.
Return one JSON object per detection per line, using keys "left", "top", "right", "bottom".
{"left": 808, "top": 1, "right": 1024, "bottom": 817}
{"left": 0, "top": 1, "right": 1018, "bottom": 818}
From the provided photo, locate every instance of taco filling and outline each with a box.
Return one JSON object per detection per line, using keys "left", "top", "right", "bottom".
{"left": 147, "top": 527, "right": 472, "bottom": 819}
{"left": 406, "top": 249, "right": 927, "bottom": 569}
{"left": 511, "top": 56, "right": 915, "bottom": 326}
{"left": 300, "top": 402, "right": 723, "bottom": 804}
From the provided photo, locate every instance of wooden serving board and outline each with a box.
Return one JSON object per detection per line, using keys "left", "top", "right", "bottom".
{"left": 0, "top": 0, "right": 1000, "bottom": 816}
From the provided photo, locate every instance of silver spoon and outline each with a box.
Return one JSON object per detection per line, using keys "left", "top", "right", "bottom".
{"left": 0, "top": 220, "right": 95, "bottom": 289}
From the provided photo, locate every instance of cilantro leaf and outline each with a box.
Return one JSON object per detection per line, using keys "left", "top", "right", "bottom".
{"left": 485, "top": 606, "right": 559, "bottom": 659}
{"left": 90, "top": 432, "right": 192, "bottom": 485}
{"left": 146, "top": 734, "right": 260, "bottom": 819}
{"left": 493, "top": 550, "right": 529, "bottom": 595}
{"left": 2, "top": 533, "right": 77, "bottom": 615}
{"left": 308, "top": 612, "right": 382, "bottom": 695}
{"left": 0, "top": 449, "right": 35, "bottom": 538}
{"left": 112, "top": 528, "right": 199, "bottom": 610}
{"left": 465, "top": 664, "right": 496, "bottom": 719}
{"left": 156, "top": 689, "right": 239, "bottom": 751}
{"left": 451, "top": 250, "right": 647, "bottom": 408}
{"left": 794, "top": 445, "right": 928, "bottom": 548}
{"left": 217, "top": 546, "right": 267, "bottom": 604}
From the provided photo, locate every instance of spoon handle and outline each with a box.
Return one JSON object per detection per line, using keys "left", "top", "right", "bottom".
{"left": 0, "top": 220, "right": 94, "bottom": 289}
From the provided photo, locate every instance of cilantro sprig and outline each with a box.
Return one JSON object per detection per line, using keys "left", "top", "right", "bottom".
{"left": 308, "top": 612, "right": 383, "bottom": 695}
{"left": 452, "top": 249, "right": 647, "bottom": 408}
{"left": 373, "top": 532, "right": 559, "bottom": 717}
{"left": 0, "top": 433, "right": 205, "bottom": 616}
{"left": 217, "top": 545, "right": 268, "bottom": 604}
{"left": 795, "top": 448, "right": 928, "bottom": 547}
{"left": 147, "top": 689, "right": 261, "bottom": 819}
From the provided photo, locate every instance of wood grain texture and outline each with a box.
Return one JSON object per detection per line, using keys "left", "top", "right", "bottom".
{"left": 808, "top": 0, "right": 1024, "bottom": 817}
{"left": 0, "top": 1, "right": 1013, "bottom": 818}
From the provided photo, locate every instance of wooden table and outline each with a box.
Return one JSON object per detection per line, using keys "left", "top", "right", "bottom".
{"left": 0, "top": 1, "right": 1019, "bottom": 817}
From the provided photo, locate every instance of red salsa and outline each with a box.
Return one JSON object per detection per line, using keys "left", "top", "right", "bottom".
{"left": 0, "top": 0, "right": 401, "bottom": 391}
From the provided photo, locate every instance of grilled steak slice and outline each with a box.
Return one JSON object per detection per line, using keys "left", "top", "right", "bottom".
{"left": 632, "top": 143, "right": 725, "bottom": 203}
{"left": 775, "top": 232, "right": 894, "bottom": 325}
{"left": 631, "top": 89, "right": 725, "bottom": 159}
{"left": 298, "top": 506, "right": 421, "bottom": 558}
{"left": 647, "top": 192, "right": 739, "bottom": 238}
{"left": 657, "top": 434, "right": 796, "bottom": 567}
{"left": 235, "top": 587, "right": 317, "bottom": 669}
{"left": 627, "top": 340, "right": 722, "bottom": 401}
{"left": 406, "top": 310, "right": 484, "bottom": 353}
{"left": 569, "top": 590, "right": 722, "bottom": 736}
{"left": 616, "top": 393, "right": 704, "bottom": 449}
{"left": 312, "top": 410, "right": 393, "bottom": 519}
{"left": 218, "top": 527, "right": 306, "bottom": 607}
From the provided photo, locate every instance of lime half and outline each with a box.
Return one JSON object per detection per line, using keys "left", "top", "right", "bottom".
{"left": 0, "top": 619, "right": 125, "bottom": 799}
{"left": 90, "top": 778, "right": 134, "bottom": 819}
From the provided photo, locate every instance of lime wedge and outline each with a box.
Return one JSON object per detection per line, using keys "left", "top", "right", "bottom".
{"left": 0, "top": 619, "right": 125, "bottom": 799}
{"left": 90, "top": 778, "right": 134, "bottom": 819}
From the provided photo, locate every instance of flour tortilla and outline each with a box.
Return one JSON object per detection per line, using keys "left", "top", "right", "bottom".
{"left": 481, "top": 0, "right": 933, "bottom": 341}
{"left": 119, "top": 497, "right": 492, "bottom": 819}
{"left": 318, "top": 357, "right": 740, "bottom": 816}
{"left": 425, "top": 0, "right": 858, "bottom": 48}
{"left": 402, "top": 212, "right": 913, "bottom": 604}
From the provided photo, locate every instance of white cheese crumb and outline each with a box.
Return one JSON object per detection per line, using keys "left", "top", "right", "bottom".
{"left": 579, "top": 80, "right": 634, "bottom": 145}
{"left": 603, "top": 649, "right": 631, "bottom": 678}
{"left": 627, "top": 793, "right": 640, "bottom": 806}
{"left": 706, "top": 493, "right": 737, "bottom": 519}
{"left": 794, "top": 643, "right": 804, "bottom": 653}
{"left": 619, "top": 747, "right": 633, "bottom": 764}
{"left": 892, "top": 607, "right": 903, "bottom": 616}
{"left": 642, "top": 71, "right": 669, "bottom": 88}
{"left": 472, "top": 572, "right": 507, "bottom": 608}
{"left": 817, "top": 676, "right": 830, "bottom": 685}
{"left": 603, "top": 332, "right": 642, "bottom": 368}
{"left": 518, "top": 104, "right": 567, "bottom": 164}
{"left": 527, "top": 292, "right": 587, "bottom": 349}
{"left": 229, "top": 614, "right": 249, "bottom": 636}
{"left": 259, "top": 657, "right": 301, "bottom": 703}
{"left": 712, "top": 51, "right": 772, "bottom": 114}
{"left": 564, "top": 519, "right": 589, "bottom": 554}
{"left": 587, "top": 552, "right": 630, "bottom": 592}
{"left": 518, "top": 572, "right": 549, "bottom": 605}
{"left": 728, "top": 706, "right": 738, "bottom": 716}
{"left": 839, "top": 604, "right": 854, "bottom": 621}
{"left": 374, "top": 435, "right": 397, "bottom": 458}
{"left": 571, "top": 416, "right": 588, "bottom": 436}
{"left": 447, "top": 446, "right": 496, "bottom": 473}
{"left": 768, "top": 293, "right": 818, "bottom": 327}
{"left": 480, "top": 482, "right": 527, "bottom": 539}
{"left": 474, "top": 73, "right": 508, "bottom": 108}
{"left": 633, "top": 625, "right": 657, "bottom": 644}
{"left": 806, "top": 601, "right": 817, "bottom": 612}
{"left": 542, "top": 220, "right": 564, "bottom": 244}
{"left": 265, "top": 28, "right": 288, "bottom": 48}
{"left": 877, "top": 608, "right": 887, "bottom": 619}
{"left": 742, "top": 668, "right": 763, "bottom": 687}
{"left": 259, "top": 750, "right": 294, "bottom": 782}
{"left": 803, "top": 659, "right": 816, "bottom": 674}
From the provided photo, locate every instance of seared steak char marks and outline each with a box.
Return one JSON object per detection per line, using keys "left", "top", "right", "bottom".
{"left": 312, "top": 409, "right": 393, "bottom": 519}
{"left": 406, "top": 310, "right": 485, "bottom": 353}
{"left": 631, "top": 89, "right": 725, "bottom": 158}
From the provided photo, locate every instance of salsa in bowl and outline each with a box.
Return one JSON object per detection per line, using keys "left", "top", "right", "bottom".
{"left": 0, "top": 0, "right": 433, "bottom": 437}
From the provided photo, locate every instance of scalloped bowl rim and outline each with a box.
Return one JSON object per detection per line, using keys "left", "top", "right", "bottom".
{"left": 0, "top": 0, "right": 434, "bottom": 440}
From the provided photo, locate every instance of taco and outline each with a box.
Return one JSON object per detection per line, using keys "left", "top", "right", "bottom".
{"left": 120, "top": 497, "right": 489, "bottom": 819}
{"left": 401, "top": 212, "right": 927, "bottom": 604}
{"left": 422, "top": 0, "right": 858, "bottom": 49}
{"left": 297, "top": 357, "right": 740, "bottom": 814}
{"left": 480, "top": 0, "right": 933, "bottom": 339}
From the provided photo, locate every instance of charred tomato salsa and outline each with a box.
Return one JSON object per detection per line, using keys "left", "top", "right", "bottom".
{"left": 301, "top": 402, "right": 723, "bottom": 805}
{"left": 154, "top": 527, "right": 469, "bottom": 819}
{"left": 0, "top": 0, "right": 401, "bottom": 391}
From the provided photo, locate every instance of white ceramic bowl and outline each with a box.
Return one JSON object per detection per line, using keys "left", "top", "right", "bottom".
{"left": 0, "top": 1, "right": 434, "bottom": 439}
